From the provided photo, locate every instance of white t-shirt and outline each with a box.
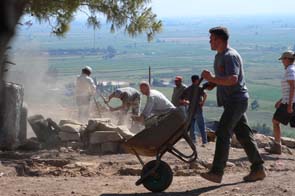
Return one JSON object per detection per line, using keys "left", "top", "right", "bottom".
{"left": 141, "top": 89, "right": 175, "bottom": 118}
{"left": 75, "top": 73, "right": 96, "bottom": 97}
{"left": 281, "top": 64, "right": 295, "bottom": 104}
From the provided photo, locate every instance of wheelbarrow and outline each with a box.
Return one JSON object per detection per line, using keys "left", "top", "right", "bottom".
{"left": 123, "top": 107, "right": 197, "bottom": 192}
{"left": 123, "top": 79, "right": 204, "bottom": 192}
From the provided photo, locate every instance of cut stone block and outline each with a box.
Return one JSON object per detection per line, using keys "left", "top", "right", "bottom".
{"left": 59, "top": 119, "right": 83, "bottom": 126}
{"left": 86, "top": 119, "right": 115, "bottom": 132}
{"left": 88, "top": 118, "right": 111, "bottom": 124}
{"left": 231, "top": 133, "right": 271, "bottom": 148}
{"left": 86, "top": 120, "right": 134, "bottom": 139}
{"left": 28, "top": 115, "right": 54, "bottom": 143}
{"left": 281, "top": 137, "right": 295, "bottom": 148}
{"left": 27, "top": 115, "right": 60, "bottom": 147}
{"left": 60, "top": 124, "right": 81, "bottom": 133}
{"left": 58, "top": 124, "right": 81, "bottom": 141}
{"left": 116, "top": 125, "right": 135, "bottom": 140}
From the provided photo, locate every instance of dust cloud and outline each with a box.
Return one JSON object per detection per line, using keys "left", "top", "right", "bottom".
{"left": 6, "top": 42, "right": 78, "bottom": 137}
{"left": 5, "top": 43, "right": 138, "bottom": 136}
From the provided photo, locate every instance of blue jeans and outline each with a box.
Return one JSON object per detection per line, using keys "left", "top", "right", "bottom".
{"left": 190, "top": 106, "right": 207, "bottom": 144}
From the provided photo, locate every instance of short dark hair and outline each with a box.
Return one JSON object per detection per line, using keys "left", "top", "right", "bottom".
{"left": 191, "top": 75, "right": 199, "bottom": 83}
{"left": 209, "top": 26, "right": 229, "bottom": 41}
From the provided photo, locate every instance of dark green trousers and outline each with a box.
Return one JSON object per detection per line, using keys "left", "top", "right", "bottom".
{"left": 211, "top": 100, "right": 264, "bottom": 174}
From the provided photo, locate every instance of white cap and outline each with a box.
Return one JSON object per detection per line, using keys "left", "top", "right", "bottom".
{"left": 83, "top": 66, "right": 93, "bottom": 73}
{"left": 278, "top": 50, "right": 295, "bottom": 60}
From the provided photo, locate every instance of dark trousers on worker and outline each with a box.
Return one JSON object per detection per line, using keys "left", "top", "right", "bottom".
{"left": 211, "top": 100, "right": 264, "bottom": 175}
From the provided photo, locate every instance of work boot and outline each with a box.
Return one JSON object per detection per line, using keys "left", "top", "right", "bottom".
{"left": 200, "top": 170, "right": 223, "bottom": 183}
{"left": 243, "top": 168, "right": 266, "bottom": 182}
{"left": 264, "top": 142, "right": 282, "bottom": 155}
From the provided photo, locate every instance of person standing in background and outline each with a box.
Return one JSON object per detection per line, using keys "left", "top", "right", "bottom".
{"left": 171, "top": 76, "right": 186, "bottom": 107}
{"left": 180, "top": 75, "right": 207, "bottom": 145}
{"left": 75, "top": 66, "right": 96, "bottom": 122}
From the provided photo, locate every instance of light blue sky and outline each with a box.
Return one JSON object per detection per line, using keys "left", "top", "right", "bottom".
{"left": 152, "top": 0, "right": 295, "bottom": 18}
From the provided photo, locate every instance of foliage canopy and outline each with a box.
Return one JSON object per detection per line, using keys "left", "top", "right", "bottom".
{"left": 24, "top": 0, "right": 162, "bottom": 41}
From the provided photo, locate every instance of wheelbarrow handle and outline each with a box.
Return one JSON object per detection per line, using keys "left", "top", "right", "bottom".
{"left": 99, "top": 94, "right": 111, "bottom": 109}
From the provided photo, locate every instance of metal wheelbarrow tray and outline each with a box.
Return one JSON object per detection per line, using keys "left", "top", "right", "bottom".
{"left": 123, "top": 107, "right": 198, "bottom": 192}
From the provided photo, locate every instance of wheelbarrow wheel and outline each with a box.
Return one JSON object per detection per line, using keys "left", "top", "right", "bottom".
{"left": 141, "top": 160, "right": 173, "bottom": 192}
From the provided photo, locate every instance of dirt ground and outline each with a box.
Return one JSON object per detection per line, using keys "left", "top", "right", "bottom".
{"left": 0, "top": 140, "right": 294, "bottom": 196}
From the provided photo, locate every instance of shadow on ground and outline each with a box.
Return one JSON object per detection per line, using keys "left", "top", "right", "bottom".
{"left": 228, "top": 152, "right": 295, "bottom": 163}
{"left": 100, "top": 181, "right": 245, "bottom": 196}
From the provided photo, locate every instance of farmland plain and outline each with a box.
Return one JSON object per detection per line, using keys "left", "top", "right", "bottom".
{"left": 9, "top": 15, "right": 295, "bottom": 137}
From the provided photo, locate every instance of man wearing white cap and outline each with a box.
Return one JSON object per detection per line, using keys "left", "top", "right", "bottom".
{"left": 75, "top": 66, "right": 96, "bottom": 122}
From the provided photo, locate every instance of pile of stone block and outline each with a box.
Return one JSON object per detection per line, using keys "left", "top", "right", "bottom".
{"left": 27, "top": 115, "right": 135, "bottom": 154}
{"left": 58, "top": 120, "right": 84, "bottom": 142}
{"left": 231, "top": 133, "right": 295, "bottom": 150}
{"left": 28, "top": 115, "right": 85, "bottom": 149}
{"left": 231, "top": 133, "right": 272, "bottom": 148}
{"left": 281, "top": 137, "right": 295, "bottom": 149}
{"left": 83, "top": 118, "right": 134, "bottom": 154}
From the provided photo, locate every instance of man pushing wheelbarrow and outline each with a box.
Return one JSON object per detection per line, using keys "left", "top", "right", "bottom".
{"left": 132, "top": 81, "right": 176, "bottom": 128}
{"left": 124, "top": 81, "right": 202, "bottom": 192}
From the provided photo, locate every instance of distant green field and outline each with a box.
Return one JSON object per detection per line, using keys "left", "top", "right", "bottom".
{"left": 10, "top": 16, "right": 295, "bottom": 138}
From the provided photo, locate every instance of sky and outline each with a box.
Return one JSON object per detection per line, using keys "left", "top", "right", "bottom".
{"left": 152, "top": 0, "right": 295, "bottom": 18}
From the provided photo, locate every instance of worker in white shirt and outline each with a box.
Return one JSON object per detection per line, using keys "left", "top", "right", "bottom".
{"left": 132, "top": 81, "right": 175, "bottom": 126}
{"left": 75, "top": 66, "right": 96, "bottom": 122}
